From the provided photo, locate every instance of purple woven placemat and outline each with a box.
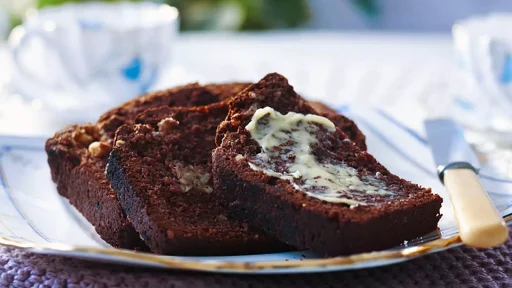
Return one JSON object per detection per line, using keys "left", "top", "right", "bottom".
{"left": 1, "top": 230, "right": 511, "bottom": 288}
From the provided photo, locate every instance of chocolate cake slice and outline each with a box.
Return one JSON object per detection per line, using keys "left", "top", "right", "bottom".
{"left": 46, "top": 79, "right": 367, "bottom": 251}
{"left": 106, "top": 103, "right": 289, "bottom": 255}
{"left": 46, "top": 83, "right": 249, "bottom": 249}
{"left": 213, "top": 73, "right": 443, "bottom": 256}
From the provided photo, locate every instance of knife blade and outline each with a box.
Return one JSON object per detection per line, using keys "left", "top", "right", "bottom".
{"left": 424, "top": 118, "right": 508, "bottom": 248}
{"left": 425, "top": 119, "right": 481, "bottom": 171}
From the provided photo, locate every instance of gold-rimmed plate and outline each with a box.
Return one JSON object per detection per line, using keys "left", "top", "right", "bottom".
{"left": 1, "top": 107, "right": 511, "bottom": 274}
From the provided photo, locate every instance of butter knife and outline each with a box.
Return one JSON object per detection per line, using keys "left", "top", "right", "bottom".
{"left": 424, "top": 119, "right": 508, "bottom": 248}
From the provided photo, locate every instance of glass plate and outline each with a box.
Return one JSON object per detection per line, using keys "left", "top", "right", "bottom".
{"left": 0, "top": 106, "right": 511, "bottom": 274}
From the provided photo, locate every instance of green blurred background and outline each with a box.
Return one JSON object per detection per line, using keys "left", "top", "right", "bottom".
{"left": 29, "top": 0, "right": 311, "bottom": 31}
{"left": 8, "top": 0, "right": 376, "bottom": 32}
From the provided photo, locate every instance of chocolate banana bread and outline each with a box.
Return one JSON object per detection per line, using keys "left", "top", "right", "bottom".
{"left": 106, "top": 103, "right": 289, "bottom": 255}
{"left": 104, "top": 97, "right": 367, "bottom": 254}
{"left": 46, "top": 79, "right": 367, "bottom": 253}
{"left": 212, "top": 73, "right": 443, "bottom": 256}
{"left": 46, "top": 83, "right": 249, "bottom": 249}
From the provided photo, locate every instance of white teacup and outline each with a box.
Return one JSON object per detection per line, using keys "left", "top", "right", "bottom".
{"left": 8, "top": 2, "right": 179, "bottom": 121}
{"left": 452, "top": 13, "right": 512, "bottom": 132}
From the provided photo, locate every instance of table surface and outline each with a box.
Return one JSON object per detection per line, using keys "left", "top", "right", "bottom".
{"left": 1, "top": 32, "right": 511, "bottom": 287}
{"left": 1, "top": 231, "right": 511, "bottom": 287}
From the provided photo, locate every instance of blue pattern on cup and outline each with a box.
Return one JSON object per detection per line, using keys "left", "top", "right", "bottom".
{"left": 121, "top": 58, "right": 142, "bottom": 81}
{"left": 501, "top": 54, "right": 512, "bottom": 84}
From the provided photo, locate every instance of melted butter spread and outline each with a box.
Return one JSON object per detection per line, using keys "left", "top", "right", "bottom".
{"left": 245, "top": 107, "right": 393, "bottom": 207}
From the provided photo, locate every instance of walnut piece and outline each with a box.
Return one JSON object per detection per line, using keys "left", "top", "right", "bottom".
{"left": 72, "top": 125, "right": 100, "bottom": 147}
{"left": 72, "top": 129, "right": 93, "bottom": 147}
{"left": 158, "top": 117, "right": 179, "bottom": 135}
{"left": 174, "top": 164, "right": 213, "bottom": 193}
{"left": 88, "top": 141, "right": 112, "bottom": 158}
{"left": 82, "top": 124, "right": 100, "bottom": 138}
{"left": 115, "top": 140, "right": 126, "bottom": 147}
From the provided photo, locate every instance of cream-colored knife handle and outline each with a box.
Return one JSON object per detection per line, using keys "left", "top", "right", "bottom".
{"left": 444, "top": 168, "right": 508, "bottom": 248}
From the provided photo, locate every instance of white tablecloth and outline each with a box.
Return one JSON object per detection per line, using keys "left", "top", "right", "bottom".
{"left": 0, "top": 32, "right": 458, "bottom": 137}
